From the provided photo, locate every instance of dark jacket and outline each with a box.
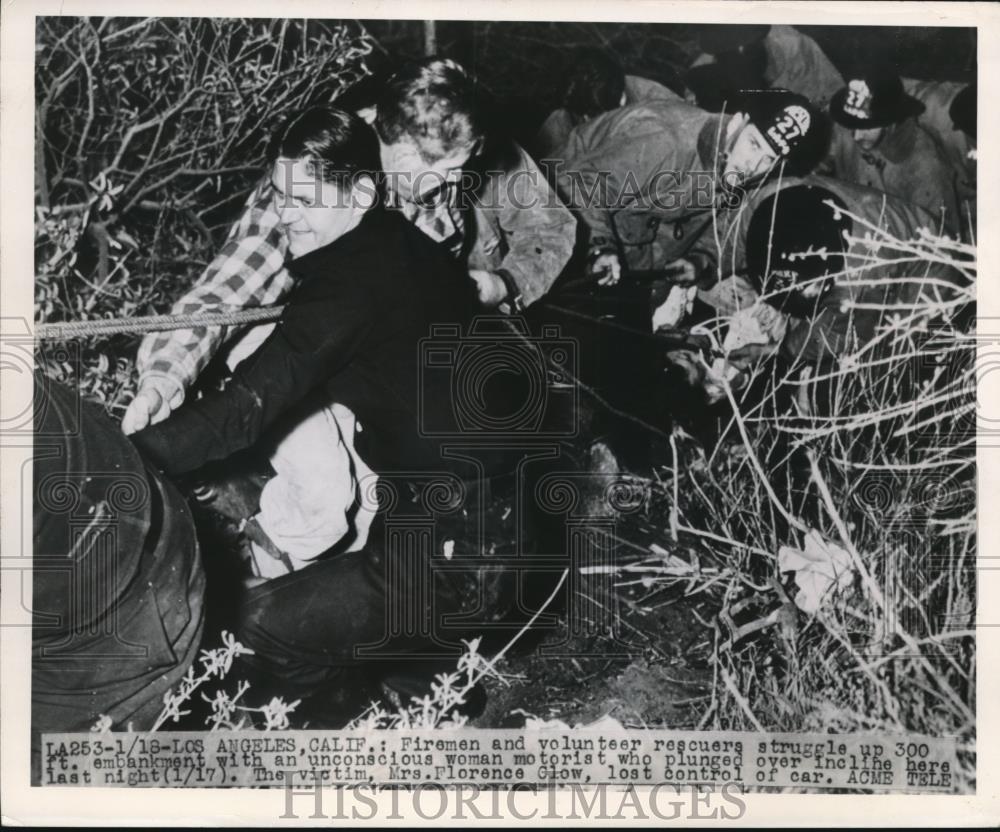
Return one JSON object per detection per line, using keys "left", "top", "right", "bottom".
{"left": 132, "top": 206, "right": 477, "bottom": 477}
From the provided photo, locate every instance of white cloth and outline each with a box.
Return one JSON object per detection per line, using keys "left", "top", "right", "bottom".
{"left": 652, "top": 285, "right": 698, "bottom": 331}
{"left": 704, "top": 302, "right": 788, "bottom": 403}
{"left": 224, "top": 327, "right": 379, "bottom": 578}
{"left": 250, "top": 403, "right": 379, "bottom": 578}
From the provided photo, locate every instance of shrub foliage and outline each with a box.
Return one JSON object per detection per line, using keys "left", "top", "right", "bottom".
{"left": 34, "top": 16, "right": 375, "bottom": 408}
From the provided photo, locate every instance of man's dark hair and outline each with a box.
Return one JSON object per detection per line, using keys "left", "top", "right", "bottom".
{"left": 276, "top": 106, "right": 379, "bottom": 188}
{"left": 563, "top": 48, "right": 627, "bottom": 120}
{"left": 374, "top": 58, "right": 487, "bottom": 162}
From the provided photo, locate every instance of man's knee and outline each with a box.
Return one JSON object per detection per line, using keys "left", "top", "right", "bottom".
{"left": 235, "top": 584, "right": 283, "bottom": 658}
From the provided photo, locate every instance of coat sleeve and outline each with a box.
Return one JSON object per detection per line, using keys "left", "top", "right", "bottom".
{"left": 556, "top": 127, "right": 619, "bottom": 252}
{"left": 489, "top": 144, "right": 577, "bottom": 307}
{"left": 557, "top": 105, "right": 701, "bottom": 260}
{"left": 134, "top": 180, "right": 292, "bottom": 405}
{"left": 532, "top": 109, "right": 576, "bottom": 160}
{"left": 557, "top": 112, "right": 664, "bottom": 252}
{"left": 130, "top": 280, "right": 376, "bottom": 477}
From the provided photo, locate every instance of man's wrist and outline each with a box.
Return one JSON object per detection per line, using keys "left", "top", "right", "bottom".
{"left": 587, "top": 236, "right": 618, "bottom": 260}
{"left": 689, "top": 253, "right": 717, "bottom": 289}
{"left": 495, "top": 269, "right": 525, "bottom": 314}
{"left": 137, "top": 372, "right": 185, "bottom": 409}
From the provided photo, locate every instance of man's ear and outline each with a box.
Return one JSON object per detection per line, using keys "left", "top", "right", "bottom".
{"left": 618, "top": 91, "right": 628, "bottom": 108}
{"left": 356, "top": 105, "right": 377, "bottom": 125}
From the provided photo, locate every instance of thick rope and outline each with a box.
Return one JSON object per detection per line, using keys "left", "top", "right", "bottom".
{"left": 37, "top": 294, "right": 683, "bottom": 441}
{"left": 35, "top": 305, "right": 285, "bottom": 340}
{"left": 34, "top": 271, "right": 677, "bottom": 341}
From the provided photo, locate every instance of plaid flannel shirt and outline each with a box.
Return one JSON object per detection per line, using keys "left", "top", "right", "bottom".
{"left": 136, "top": 180, "right": 290, "bottom": 405}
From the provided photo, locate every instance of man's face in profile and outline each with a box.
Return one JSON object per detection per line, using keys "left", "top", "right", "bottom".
{"left": 853, "top": 125, "right": 886, "bottom": 151}
{"left": 723, "top": 121, "right": 779, "bottom": 183}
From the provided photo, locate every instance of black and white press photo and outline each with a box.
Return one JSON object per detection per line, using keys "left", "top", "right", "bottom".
{"left": 1, "top": 0, "right": 994, "bottom": 824}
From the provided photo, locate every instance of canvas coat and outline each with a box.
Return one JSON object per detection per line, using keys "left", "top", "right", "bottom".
{"left": 460, "top": 140, "right": 577, "bottom": 306}
{"left": 825, "top": 119, "right": 960, "bottom": 237}
{"left": 691, "top": 25, "right": 844, "bottom": 108}
{"left": 533, "top": 74, "right": 682, "bottom": 160}
{"left": 556, "top": 98, "right": 747, "bottom": 279}
{"left": 903, "top": 78, "right": 974, "bottom": 172}
{"left": 902, "top": 77, "right": 976, "bottom": 236}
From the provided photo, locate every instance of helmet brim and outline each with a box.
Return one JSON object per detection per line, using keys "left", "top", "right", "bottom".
{"left": 829, "top": 88, "right": 925, "bottom": 130}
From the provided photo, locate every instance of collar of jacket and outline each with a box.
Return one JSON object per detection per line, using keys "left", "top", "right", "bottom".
{"left": 871, "top": 118, "right": 918, "bottom": 165}
{"left": 466, "top": 136, "right": 521, "bottom": 181}
{"left": 285, "top": 205, "right": 388, "bottom": 279}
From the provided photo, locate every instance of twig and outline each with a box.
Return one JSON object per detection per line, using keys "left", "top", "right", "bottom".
{"left": 719, "top": 665, "right": 764, "bottom": 732}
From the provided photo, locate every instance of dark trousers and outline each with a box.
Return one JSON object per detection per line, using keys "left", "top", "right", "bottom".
{"left": 237, "top": 516, "right": 483, "bottom": 691}
{"left": 233, "top": 452, "right": 585, "bottom": 704}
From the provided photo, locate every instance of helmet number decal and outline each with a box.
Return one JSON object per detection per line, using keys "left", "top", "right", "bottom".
{"left": 843, "top": 79, "right": 873, "bottom": 120}
{"left": 766, "top": 105, "right": 812, "bottom": 157}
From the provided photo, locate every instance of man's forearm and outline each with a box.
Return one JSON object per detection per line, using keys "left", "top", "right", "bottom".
{"left": 134, "top": 179, "right": 289, "bottom": 401}
{"left": 135, "top": 322, "right": 227, "bottom": 403}
{"left": 489, "top": 144, "right": 578, "bottom": 306}
{"left": 130, "top": 379, "right": 263, "bottom": 476}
